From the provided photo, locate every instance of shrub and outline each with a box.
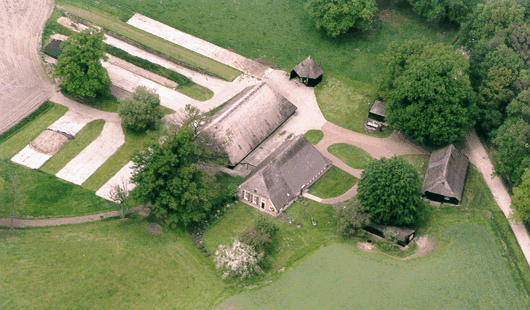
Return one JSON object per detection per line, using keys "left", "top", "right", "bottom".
{"left": 214, "top": 239, "right": 264, "bottom": 280}
{"left": 119, "top": 86, "right": 164, "bottom": 132}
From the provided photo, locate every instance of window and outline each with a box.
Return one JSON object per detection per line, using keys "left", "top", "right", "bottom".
{"left": 261, "top": 200, "right": 265, "bottom": 209}
{"left": 253, "top": 195, "right": 258, "bottom": 204}
{"left": 269, "top": 207, "right": 275, "bottom": 212}
{"left": 244, "top": 191, "right": 249, "bottom": 201}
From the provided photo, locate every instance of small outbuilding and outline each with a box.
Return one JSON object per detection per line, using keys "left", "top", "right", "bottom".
{"left": 238, "top": 135, "right": 332, "bottom": 216}
{"left": 368, "top": 100, "right": 386, "bottom": 122}
{"left": 422, "top": 144, "right": 469, "bottom": 205}
{"left": 290, "top": 56, "right": 324, "bottom": 87}
{"left": 364, "top": 224, "right": 415, "bottom": 247}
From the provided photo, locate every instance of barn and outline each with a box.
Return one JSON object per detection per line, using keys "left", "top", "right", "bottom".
{"left": 422, "top": 144, "right": 469, "bottom": 205}
{"left": 289, "top": 56, "right": 324, "bottom": 87}
{"left": 368, "top": 100, "right": 386, "bottom": 122}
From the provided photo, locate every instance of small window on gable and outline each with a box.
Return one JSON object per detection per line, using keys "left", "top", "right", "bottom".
{"left": 269, "top": 206, "right": 275, "bottom": 212}
{"left": 253, "top": 195, "right": 258, "bottom": 204}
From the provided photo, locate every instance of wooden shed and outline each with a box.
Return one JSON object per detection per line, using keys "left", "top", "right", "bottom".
{"left": 422, "top": 144, "right": 469, "bottom": 205}
{"left": 290, "top": 56, "right": 323, "bottom": 87}
{"left": 368, "top": 100, "right": 386, "bottom": 122}
{"left": 364, "top": 224, "right": 415, "bottom": 247}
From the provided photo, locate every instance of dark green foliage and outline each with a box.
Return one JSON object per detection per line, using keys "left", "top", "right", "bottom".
{"left": 357, "top": 156, "right": 425, "bottom": 226}
{"left": 408, "top": 0, "right": 471, "bottom": 25}
{"left": 131, "top": 126, "right": 228, "bottom": 228}
{"left": 493, "top": 117, "right": 530, "bottom": 185}
{"left": 304, "top": 0, "right": 378, "bottom": 37}
{"left": 334, "top": 198, "right": 371, "bottom": 237}
{"left": 104, "top": 44, "right": 194, "bottom": 87}
{"left": 511, "top": 167, "right": 530, "bottom": 223}
{"left": 118, "top": 87, "right": 164, "bottom": 132}
{"left": 460, "top": 0, "right": 526, "bottom": 48}
{"left": 507, "top": 90, "right": 530, "bottom": 123}
{"left": 53, "top": 29, "right": 112, "bottom": 98}
{"left": 240, "top": 216, "right": 279, "bottom": 255}
{"left": 380, "top": 40, "right": 477, "bottom": 147}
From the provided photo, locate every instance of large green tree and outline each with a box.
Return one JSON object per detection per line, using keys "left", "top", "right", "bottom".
{"left": 53, "top": 29, "right": 111, "bottom": 98}
{"left": 493, "top": 117, "right": 530, "bottom": 185}
{"left": 357, "top": 156, "right": 425, "bottom": 226}
{"left": 304, "top": 0, "right": 378, "bottom": 37}
{"left": 131, "top": 125, "right": 230, "bottom": 228}
{"left": 380, "top": 40, "right": 477, "bottom": 147}
{"left": 119, "top": 86, "right": 164, "bottom": 133}
{"left": 408, "top": 0, "right": 471, "bottom": 25}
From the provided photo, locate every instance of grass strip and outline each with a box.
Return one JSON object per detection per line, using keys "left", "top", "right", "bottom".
{"left": 104, "top": 44, "right": 213, "bottom": 101}
{"left": 308, "top": 166, "right": 358, "bottom": 199}
{"left": 0, "top": 103, "right": 68, "bottom": 160}
{"left": 328, "top": 143, "right": 373, "bottom": 169}
{"left": 42, "top": 7, "right": 75, "bottom": 46}
{"left": 82, "top": 127, "right": 162, "bottom": 191}
{"left": 0, "top": 160, "right": 118, "bottom": 217}
{"left": 40, "top": 119, "right": 105, "bottom": 175}
{"left": 58, "top": 4, "right": 241, "bottom": 81}
{"left": 304, "top": 129, "right": 324, "bottom": 145}
{"left": 0, "top": 103, "right": 53, "bottom": 145}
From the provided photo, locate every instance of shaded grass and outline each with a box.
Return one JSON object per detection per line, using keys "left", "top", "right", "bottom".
{"left": 40, "top": 119, "right": 105, "bottom": 175}
{"left": 0, "top": 103, "right": 68, "bottom": 160}
{"left": 0, "top": 160, "right": 118, "bottom": 217}
{"left": 62, "top": 91, "right": 120, "bottom": 112}
{"left": 82, "top": 126, "right": 163, "bottom": 191}
{"left": 399, "top": 154, "right": 430, "bottom": 183}
{"left": 307, "top": 166, "right": 358, "bottom": 199}
{"left": 0, "top": 219, "right": 230, "bottom": 309}
{"left": 105, "top": 44, "right": 213, "bottom": 101}
{"left": 328, "top": 143, "right": 373, "bottom": 169}
{"left": 304, "top": 129, "right": 324, "bottom": 145}
{"left": 56, "top": 2, "right": 241, "bottom": 81}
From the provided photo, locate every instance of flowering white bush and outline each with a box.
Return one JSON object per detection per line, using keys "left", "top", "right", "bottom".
{"left": 214, "top": 239, "right": 264, "bottom": 280}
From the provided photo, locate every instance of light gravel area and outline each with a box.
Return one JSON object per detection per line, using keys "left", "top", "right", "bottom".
{"left": 11, "top": 145, "right": 52, "bottom": 169}
{"left": 48, "top": 109, "right": 95, "bottom": 135}
{"left": 0, "top": 0, "right": 57, "bottom": 134}
{"left": 106, "top": 54, "right": 178, "bottom": 88}
{"left": 126, "top": 13, "right": 269, "bottom": 78}
{"left": 56, "top": 120, "right": 124, "bottom": 185}
{"left": 95, "top": 161, "right": 136, "bottom": 201}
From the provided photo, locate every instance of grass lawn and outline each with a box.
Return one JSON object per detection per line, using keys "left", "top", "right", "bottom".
{"left": 400, "top": 154, "right": 430, "bottom": 183}
{"left": 304, "top": 129, "right": 324, "bottom": 145}
{"left": 328, "top": 143, "right": 373, "bottom": 169}
{"left": 40, "top": 119, "right": 105, "bottom": 175}
{"left": 0, "top": 160, "right": 118, "bottom": 217}
{"left": 307, "top": 166, "right": 358, "bottom": 199}
{"left": 55, "top": 2, "right": 241, "bottom": 81}
{"left": 0, "top": 103, "right": 68, "bottom": 160}
{"left": 82, "top": 126, "right": 163, "bottom": 191}
{"left": 0, "top": 218, "right": 230, "bottom": 309}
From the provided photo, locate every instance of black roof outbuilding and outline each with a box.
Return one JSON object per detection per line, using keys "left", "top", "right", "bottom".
{"left": 290, "top": 56, "right": 324, "bottom": 87}
{"left": 368, "top": 100, "right": 386, "bottom": 122}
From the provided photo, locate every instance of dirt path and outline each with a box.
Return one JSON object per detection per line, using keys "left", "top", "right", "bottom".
{"left": 0, "top": 206, "right": 146, "bottom": 228}
{"left": 0, "top": 0, "right": 57, "bottom": 134}
{"left": 126, "top": 13, "right": 270, "bottom": 78}
{"left": 463, "top": 131, "right": 530, "bottom": 266}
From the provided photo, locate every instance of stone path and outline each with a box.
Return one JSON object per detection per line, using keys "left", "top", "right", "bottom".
{"left": 95, "top": 161, "right": 136, "bottom": 201}
{"left": 126, "top": 13, "right": 269, "bottom": 78}
{"left": 0, "top": 0, "right": 57, "bottom": 135}
{"left": 463, "top": 131, "right": 530, "bottom": 266}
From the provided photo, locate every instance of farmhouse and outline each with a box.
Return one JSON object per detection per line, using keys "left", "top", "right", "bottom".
{"left": 289, "top": 56, "right": 324, "bottom": 87}
{"left": 368, "top": 100, "right": 386, "bottom": 122}
{"left": 239, "top": 135, "right": 332, "bottom": 216}
{"left": 205, "top": 82, "right": 297, "bottom": 166}
{"left": 422, "top": 144, "right": 469, "bottom": 205}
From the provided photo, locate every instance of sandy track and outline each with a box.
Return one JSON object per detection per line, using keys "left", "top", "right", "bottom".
{"left": 95, "top": 161, "right": 136, "bottom": 201}
{"left": 11, "top": 145, "right": 53, "bottom": 169}
{"left": 127, "top": 13, "right": 270, "bottom": 78}
{"left": 0, "top": 0, "right": 57, "bottom": 134}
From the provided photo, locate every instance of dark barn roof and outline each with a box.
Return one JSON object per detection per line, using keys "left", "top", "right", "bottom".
{"left": 422, "top": 144, "right": 469, "bottom": 203}
{"left": 292, "top": 56, "right": 324, "bottom": 80}
{"left": 205, "top": 82, "right": 297, "bottom": 166}
{"left": 240, "top": 135, "right": 332, "bottom": 211}
{"left": 369, "top": 101, "right": 386, "bottom": 119}
{"left": 365, "top": 224, "right": 415, "bottom": 246}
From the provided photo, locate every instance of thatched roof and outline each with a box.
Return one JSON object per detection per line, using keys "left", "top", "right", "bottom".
{"left": 292, "top": 56, "right": 323, "bottom": 79}
{"left": 422, "top": 144, "right": 469, "bottom": 202}
{"left": 205, "top": 82, "right": 297, "bottom": 166}
{"left": 369, "top": 100, "right": 385, "bottom": 118}
{"left": 240, "top": 135, "right": 332, "bottom": 210}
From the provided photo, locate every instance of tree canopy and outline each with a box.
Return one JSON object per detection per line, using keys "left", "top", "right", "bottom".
{"left": 119, "top": 86, "right": 164, "bottom": 133}
{"left": 408, "top": 0, "right": 471, "bottom": 25}
{"left": 493, "top": 117, "right": 530, "bottom": 185}
{"left": 379, "top": 40, "right": 478, "bottom": 147}
{"left": 304, "top": 0, "right": 378, "bottom": 37}
{"left": 131, "top": 124, "right": 230, "bottom": 228}
{"left": 53, "top": 29, "right": 111, "bottom": 98}
{"left": 357, "top": 156, "right": 425, "bottom": 226}
{"left": 334, "top": 198, "right": 371, "bottom": 237}
{"left": 511, "top": 167, "right": 530, "bottom": 223}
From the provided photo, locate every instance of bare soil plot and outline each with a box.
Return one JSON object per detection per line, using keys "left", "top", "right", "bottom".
{"left": 126, "top": 13, "right": 269, "bottom": 78}
{"left": 10, "top": 145, "right": 53, "bottom": 169}
{"left": 0, "top": 0, "right": 57, "bottom": 135}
